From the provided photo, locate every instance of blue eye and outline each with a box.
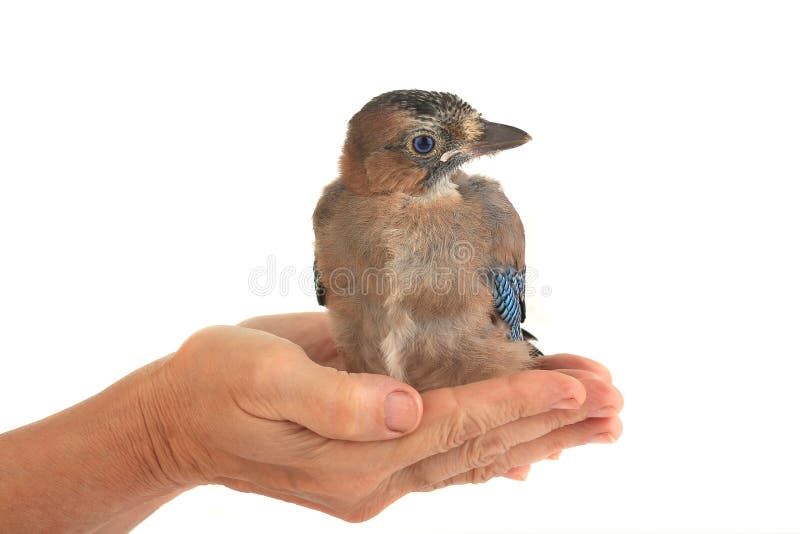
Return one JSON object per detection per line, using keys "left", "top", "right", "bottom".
{"left": 412, "top": 135, "right": 435, "bottom": 154}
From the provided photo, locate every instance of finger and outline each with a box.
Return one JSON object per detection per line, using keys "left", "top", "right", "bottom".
{"left": 377, "top": 369, "right": 586, "bottom": 470}
{"left": 502, "top": 464, "right": 530, "bottom": 481}
{"left": 426, "top": 416, "right": 623, "bottom": 491}
{"left": 537, "top": 354, "right": 613, "bottom": 383}
{"left": 254, "top": 348, "right": 423, "bottom": 441}
{"left": 554, "top": 369, "right": 624, "bottom": 415}
{"left": 396, "top": 370, "right": 621, "bottom": 490}
{"left": 498, "top": 415, "right": 623, "bottom": 473}
{"left": 403, "top": 409, "right": 578, "bottom": 489}
{"left": 239, "top": 312, "right": 338, "bottom": 363}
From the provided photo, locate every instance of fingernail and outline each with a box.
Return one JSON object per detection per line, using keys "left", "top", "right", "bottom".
{"left": 588, "top": 433, "right": 617, "bottom": 444}
{"left": 589, "top": 406, "right": 617, "bottom": 418}
{"left": 546, "top": 450, "right": 562, "bottom": 460}
{"left": 384, "top": 390, "right": 418, "bottom": 433}
{"left": 551, "top": 397, "right": 581, "bottom": 410}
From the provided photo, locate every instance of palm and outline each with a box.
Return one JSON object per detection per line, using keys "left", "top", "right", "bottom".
{"left": 231, "top": 312, "right": 621, "bottom": 522}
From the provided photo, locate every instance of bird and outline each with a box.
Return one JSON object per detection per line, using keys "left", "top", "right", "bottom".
{"left": 313, "top": 89, "right": 541, "bottom": 392}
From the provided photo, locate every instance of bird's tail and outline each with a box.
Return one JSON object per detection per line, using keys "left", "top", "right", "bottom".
{"left": 522, "top": 328, "right": 544, "bottom": 360}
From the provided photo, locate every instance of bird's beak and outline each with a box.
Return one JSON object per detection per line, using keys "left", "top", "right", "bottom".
{"left": 441, "top": 120, "right": 531, "bottom": 162}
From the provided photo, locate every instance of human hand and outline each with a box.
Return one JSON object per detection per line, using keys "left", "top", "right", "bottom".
{"left": 139, "top": 313, "right": 622, "bottom": 522}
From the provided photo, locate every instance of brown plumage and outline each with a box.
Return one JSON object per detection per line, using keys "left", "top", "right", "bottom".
{"left": 313, "top": 90, "right": 540, "bottom": 392}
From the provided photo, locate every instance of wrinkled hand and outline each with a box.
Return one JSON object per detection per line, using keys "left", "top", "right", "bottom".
{"left": 140, "top": 313, "right": 623, "bottom": 522}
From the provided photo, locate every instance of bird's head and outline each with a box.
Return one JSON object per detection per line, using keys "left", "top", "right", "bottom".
{"left": 339, "top": 89, "right": 531, "bottom": 196}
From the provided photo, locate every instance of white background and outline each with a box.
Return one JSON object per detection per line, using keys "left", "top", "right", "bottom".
{"left": 1, "top": 1, "right": 799, "bottom": 532}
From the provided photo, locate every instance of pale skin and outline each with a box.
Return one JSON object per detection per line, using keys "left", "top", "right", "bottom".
{"left": 0, "top": 312, "right": 623, "bottom": 532}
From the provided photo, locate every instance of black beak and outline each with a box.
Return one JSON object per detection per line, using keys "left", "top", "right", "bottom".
{"left": 440, "top": 120, "right": 531, "bottom": 162}
{"left": 472, "top": 120, "right": 531, "bottom": 155}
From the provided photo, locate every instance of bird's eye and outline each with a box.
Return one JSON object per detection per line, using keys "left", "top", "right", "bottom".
{"left": 412, "top": 135, "right": 435, "bottom": 154}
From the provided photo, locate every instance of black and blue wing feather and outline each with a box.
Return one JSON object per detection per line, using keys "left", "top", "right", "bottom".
{"left": 492, "top": 266, "right": 526, "bottom": 341}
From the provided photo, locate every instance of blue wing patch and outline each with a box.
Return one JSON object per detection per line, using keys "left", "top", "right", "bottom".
{"left": 492, "top": 266, "right": 526, "bottom": 341}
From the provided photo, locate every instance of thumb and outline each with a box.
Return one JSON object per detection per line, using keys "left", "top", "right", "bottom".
{"left": 265, "top": 352, "right": 423, "bottom": 441}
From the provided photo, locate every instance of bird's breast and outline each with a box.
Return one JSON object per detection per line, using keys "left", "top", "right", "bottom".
{"left": 373, "top": 193, "right": 493, "bottom": 319}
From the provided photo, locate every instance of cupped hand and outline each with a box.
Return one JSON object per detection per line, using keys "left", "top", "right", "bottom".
{"left": 139, "top": 313, "right": 622, "bottom": 522}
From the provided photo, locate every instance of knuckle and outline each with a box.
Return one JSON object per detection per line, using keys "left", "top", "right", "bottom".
{"left": 594, "top": 416, "right": 620, "bottom": 436}
{"left": 493, "top": 456, "right": 512, "bottom": 474}
{"left": 549, "top": 370, "right": 585, "bottom": 398}
{"left": 406, "top": 457, "right": 452, "bottom": 492}
{"left": 406, "top": 463, "right": 434, "bottom": 491}
{"left": 326, "top": 370, "right": 363, "bottom": 436}
{"left": 547, "top": 435, "right": 568, "bottom": 453}
{"left": 518, "top": 370, "right": 585, "bottom": 412}
{"left": 444, "top": 410, "right": 488, "bottom": 450}
{"left": 463, "top": 431, "right": 509, "bottom": 470}
{"left": 467, "top": 465, "right": 500, "bottom": 485}
{"left": 541, "top": 409, "right": 578, "bottom": 434}
{"left": 176, "top": 325, "right": 232, "bottom": 358}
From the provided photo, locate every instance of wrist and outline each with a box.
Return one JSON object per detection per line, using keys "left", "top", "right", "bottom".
{"left": 133, "top": 353, "right": 215, "bottom": 488}
{"left": 115, "top": 356, "right": 199, "bottom": 492}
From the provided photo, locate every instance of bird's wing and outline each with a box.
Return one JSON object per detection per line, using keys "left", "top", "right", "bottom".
{"left": 312, "top": 181, "right": 348, "bottom": 308}
{"left": 313, "top": 259, "right": 326, "bottom": 306}
{"left": 456, "top": 173, "right": 529, "bottom": 341}
{"left": 492, "top": 265, "right": 526, "bottom": 341}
